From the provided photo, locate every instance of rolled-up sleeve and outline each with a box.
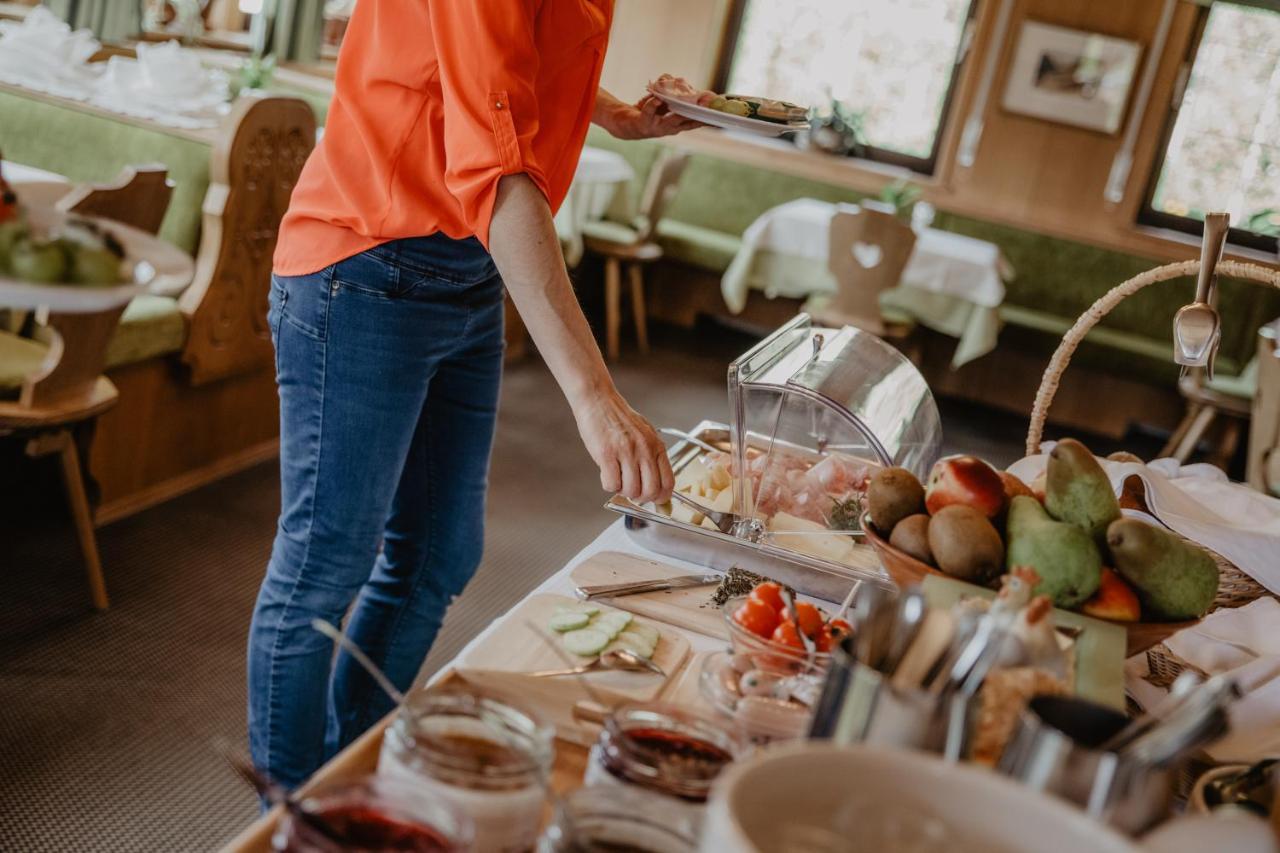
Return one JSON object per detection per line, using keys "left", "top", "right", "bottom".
{"left": 428, "top": 0, "right": 549, "bottom": 248}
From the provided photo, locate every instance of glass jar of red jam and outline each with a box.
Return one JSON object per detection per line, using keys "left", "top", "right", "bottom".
{"left": 378, "top": 688, "right": 554, "bottom": 853}
{"left": 538, "top": 785, "right": 698, "bottom": 853}
{"left": 585, "top": 702, "right": 746, "bottom": 803}
{"left": 273, "top": 774, "right": 472, "bottom": 852}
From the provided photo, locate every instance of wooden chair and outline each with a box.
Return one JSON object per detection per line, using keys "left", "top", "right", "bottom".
{"left": 0, "top": 166, "right": 173, "bottom": 610}
{"left": 1159, "top": 362, "right": 1256, "bottom": 468}
{"left": 583, "top": 150, "right": 690, "bottom": 359}
{"left": 814, "top": 206, "right": 918, "bottom": 342}
{"left": 1250, "top": 320, "right": 1280, "bottom": 495}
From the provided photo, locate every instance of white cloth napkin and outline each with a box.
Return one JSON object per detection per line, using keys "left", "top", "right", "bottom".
{"left": 1008, "top": 446, "right": 1280, "bottom": 594}
{"left": 0, "top": 7, "right": 100, "bottom": 99}
{"left": 1125, "top": 599, "right": 1280, "bottom": 762}
{"left": 91, "top": 43, "right": 229, "bottom": 129}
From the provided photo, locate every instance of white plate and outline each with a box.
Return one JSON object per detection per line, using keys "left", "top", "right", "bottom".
{"left": 0, "top": 195, "right": 194, "bottom": 312}
{"left": 649, "top": 90, "right": 809, "bottom": 138}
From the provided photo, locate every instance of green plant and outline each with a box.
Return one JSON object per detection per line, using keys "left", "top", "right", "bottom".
{"left": 229, "top": 54, "right": 277, "bottom": 99}
{"left": 1245, "top": 207, "right": 1280, "bottom": 237}
{"left": 878, "top": 178, "right": 922, "bottom": 220}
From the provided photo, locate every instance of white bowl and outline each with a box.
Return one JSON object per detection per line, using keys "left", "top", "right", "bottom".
{"left": 701, "top": 742, "right": 1136, "bottom": 853}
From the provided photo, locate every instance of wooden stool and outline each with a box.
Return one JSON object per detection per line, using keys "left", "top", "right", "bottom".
{"left": 583, "top": 150, "right": 690, "bottom": 359}
{"left": 0, "top": 166, "right": 173, "bottom": 610}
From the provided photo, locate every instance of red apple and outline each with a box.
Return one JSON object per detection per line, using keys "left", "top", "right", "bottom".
{"left": 925, "top": 455, "right": 1006, "bottom": 519}
{"left": 1081, "top": 568, "right": 1141, "bottom": 622}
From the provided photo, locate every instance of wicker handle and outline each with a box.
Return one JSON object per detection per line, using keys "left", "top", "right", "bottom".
{"left": 1026, "top": 259, "right": 1280, "bottom": 457}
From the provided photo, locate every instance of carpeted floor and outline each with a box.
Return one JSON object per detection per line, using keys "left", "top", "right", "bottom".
{"left": 0, "top": 322, "right": 1120, "bottom": 851}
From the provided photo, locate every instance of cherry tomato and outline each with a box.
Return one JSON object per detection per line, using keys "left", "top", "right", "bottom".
{"left": 749, "top": 581, "right": 785, "bottom": 613}
{"left": 770, "top": 619, "right": 805, "bottom": 650}
{"left": 828, "top": 618, "right": 854, "bottom": 639}
{"left": 793, "top": 601, "right": 824, "bottom": 638}
{"left": 813, "top": 625, "right": 835, "bottom": 653}
{"left": 733, "top": 598, "right": 781, "bottom": 639}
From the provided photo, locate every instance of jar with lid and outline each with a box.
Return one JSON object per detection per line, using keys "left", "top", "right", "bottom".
{"left": 378, "top": 688, "right": 554, "bottom": 853}
{"left": 538, "top": 785, "right": 698, "bottom": 853}
{"left": 272, "top": 774, "right": 472, "bottom": 852}
{"left": 584, "top": 702, "right": 746, "bottom": 803}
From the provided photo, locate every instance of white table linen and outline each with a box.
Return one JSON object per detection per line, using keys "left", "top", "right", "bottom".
{"left": 721, "top": 198, "right": 1014, "bottom": 367}
{"left": 554, "top": 147, "right": 635, "bottom": 266}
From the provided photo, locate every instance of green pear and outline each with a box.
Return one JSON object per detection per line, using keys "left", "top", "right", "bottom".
{"left": 1106, "top": 519, "right": 1218, "bottom": 620}
{"left": 1006, "top": 495, "right": 1102, "bottom": 608}
{"left": 1045, "top": 438, "right": 1120, "bottom": 546}
{"left": 8, "top": 238, "right": 67, "bottom": 283}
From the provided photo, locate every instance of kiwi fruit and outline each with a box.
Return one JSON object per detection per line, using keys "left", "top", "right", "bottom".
{"left": 867, "top": 467, "right": 925, "bottom": 534}
{"left": 889, "top": 514, "right": 934, "bottom": 565}
{"left": 927, "top": 505, "right": 1004, "bottom": 583}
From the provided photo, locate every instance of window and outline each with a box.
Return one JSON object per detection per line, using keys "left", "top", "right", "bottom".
{"left": 1140, "top": 2, "right": 1280, "bottom": 253}
{"left": 716, "top": 0, "right": 976, "bottom": 173}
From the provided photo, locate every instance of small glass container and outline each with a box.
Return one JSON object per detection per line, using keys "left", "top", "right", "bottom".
{"left": 583, "top": 702, "right": 746, "bottom": 803}
{"left": 378, "top": 688, "right": 554, "bottom": 853}
{"left": 538, "top": 785, "right": 698, "bottom": 853}
{"left": 272, "top": 774, "right": 472, "bottom": 852}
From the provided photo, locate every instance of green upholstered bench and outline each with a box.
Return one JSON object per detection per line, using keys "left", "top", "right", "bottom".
{"left": 583, "top": 128, "right": 1280, "bottom": 389}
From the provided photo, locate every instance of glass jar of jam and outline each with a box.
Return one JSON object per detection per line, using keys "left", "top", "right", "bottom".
{"left": 584, "top": 702, "right": 746, "bottom": 803}
{"left": 538, "top": 785, "right": 698, "bottom": 853}
{"left": 273, "top": 774, "right": 472, "bottom": 852}
{"left": 378, "top": 688, "right": 554, "bottom": 853}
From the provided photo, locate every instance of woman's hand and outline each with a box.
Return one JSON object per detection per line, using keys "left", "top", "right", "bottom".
{"left": 570, "top": 384, "right": 674, "bottom": 504}
{"left": 595, "top": 87, "right": 702, "bottom": 140}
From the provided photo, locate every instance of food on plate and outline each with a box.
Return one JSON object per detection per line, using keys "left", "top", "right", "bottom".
{"left": 647, "top": 74, "right": 808, "bottom": 125}
{"left": 1045, "top": 438, "right": 1121, "bottom": 546}
{"left": 924, "top": 455, "right": 1007, "bottom": 519}
{"left": 1107, "top": 518, "right": 1219, "bottom": 620}
{"left": 889, "top": 513, "right": 934, "bottom": 565}
{"left": 866, "top": 466, "right": 926, "bottom": 532}
{"left": 549, "top": 606, "right": 661, "bottom": 658}
{"left": 0, "top": 158, "right": 127, "bottom": 285}
{"left": 927, "top": 505, "right": 1004, "bottom": 582}
{"left": 1080, "top": 567, "right": 1142, "bottom": 622}
{"left": 1005, "top": 495, "right": 1102, "bottom": 608}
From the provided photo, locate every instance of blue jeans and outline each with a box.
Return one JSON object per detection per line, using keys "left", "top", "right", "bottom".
{"left": 247, "top": 234, "right": 505, "bottom": 790}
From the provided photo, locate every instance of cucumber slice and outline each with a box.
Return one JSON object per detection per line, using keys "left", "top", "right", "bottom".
{"left": 555, "top": 604, "right": 600, "bottom": 617}
{"left": 616, "top": 630, "right": 657, "bottom": 658}
{"left": 597, "top": 611, "right": 633, "bottom": 637}
{"left": 627, "top": 623, "right": 660, "bottom": 647}
{"left": 548, "top": 612, "right": 590, "bottom": 632}
{"left": 562, "top": 627, "right": 609, "bottom": 657}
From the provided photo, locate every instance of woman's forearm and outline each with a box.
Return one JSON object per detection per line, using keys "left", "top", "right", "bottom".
{"left": 488, "top": 174, "right": 612, "bottom": 404}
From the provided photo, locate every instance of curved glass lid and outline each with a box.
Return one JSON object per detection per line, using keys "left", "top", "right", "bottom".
{"left": 726, "top": 316, "right": 942, "bottom": 544}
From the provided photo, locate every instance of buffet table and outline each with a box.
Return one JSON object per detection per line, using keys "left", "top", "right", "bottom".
{"left": 223, "top": 522, "right": 720, "bottom": 852}
{"left": 720, "top": 198, "right": 1015, "bottom": 367}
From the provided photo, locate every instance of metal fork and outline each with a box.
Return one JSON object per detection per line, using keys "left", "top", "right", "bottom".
{"left": 669, "top": 490, "right": 737, "bottom": 534}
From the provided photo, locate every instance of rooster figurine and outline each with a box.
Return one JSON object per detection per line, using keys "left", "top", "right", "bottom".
{"left": 0, "top": 150, "right": 18, "bottom": 225}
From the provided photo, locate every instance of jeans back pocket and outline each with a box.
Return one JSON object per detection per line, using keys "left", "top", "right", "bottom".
{"left": 274, "top": 268, "right": 334, "bottom": 341}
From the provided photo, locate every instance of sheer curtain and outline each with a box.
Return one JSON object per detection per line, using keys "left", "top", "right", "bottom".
{"left": 44, "top": 0, "right": 143, "bottom": 42}
{"left": 263, "top": 0, "right": 323, "bottom": 62}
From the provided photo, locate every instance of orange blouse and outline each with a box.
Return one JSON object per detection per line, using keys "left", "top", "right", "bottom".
{"left": 274, "top": 0, "right": 614, "bottom": 276}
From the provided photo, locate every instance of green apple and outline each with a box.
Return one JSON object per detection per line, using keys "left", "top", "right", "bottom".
{"left": 70, "top": 245, "right": 124, "bottom": 285}
{"left": 9, "top": 238, "right": 68, "bottom": 283}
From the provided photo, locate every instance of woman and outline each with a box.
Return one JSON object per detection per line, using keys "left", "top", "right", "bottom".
{"left": 247, "top": 0, "right": 700, "bottom": 790}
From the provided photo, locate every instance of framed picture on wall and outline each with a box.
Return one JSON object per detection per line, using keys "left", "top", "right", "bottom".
{"left": 1001, "top": 21, "right": 1141, "bottom": 134}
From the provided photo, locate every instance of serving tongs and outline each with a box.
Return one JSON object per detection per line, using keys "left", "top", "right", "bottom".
{"left": 1173, "top": 212, "right": 1229, "bottom": 379}
{"left": 666, "top": 491, "right": 864, "bottom": 543}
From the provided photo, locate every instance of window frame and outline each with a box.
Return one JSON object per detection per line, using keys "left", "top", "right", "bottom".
{"left": 711, "top": 0, "right": 978, "bottom": 175}
{"left": 1136, "top": 2, "right": 1280, "bottom": 254}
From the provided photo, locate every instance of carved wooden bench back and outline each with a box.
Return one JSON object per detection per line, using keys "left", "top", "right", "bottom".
{"left": 179, "top": 94, "right": 315, "bottom": 385}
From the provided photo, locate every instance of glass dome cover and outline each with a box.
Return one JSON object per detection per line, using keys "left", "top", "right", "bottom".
{"left": 726, "top": 315, "right": 942, "bottom": 541}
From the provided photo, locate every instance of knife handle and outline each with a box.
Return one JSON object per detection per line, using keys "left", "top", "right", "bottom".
{"left": 576, "top": 579, "right": 674, "bottom": 600}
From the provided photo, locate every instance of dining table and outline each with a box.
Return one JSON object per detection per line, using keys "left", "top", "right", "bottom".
{"left": 554, "top": 146, "right": 636, "bottom": 267}
{"left": 721, "top": 198, "right": 1016, "bottom": 368}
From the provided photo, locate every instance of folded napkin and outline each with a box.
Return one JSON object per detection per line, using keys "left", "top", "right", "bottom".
{"left": 1009, "top": 446, "right": 1280, "bottom": 594}
{"left": 1126, "top": 599, "right": 1280, "bottom": 762}
{"left": 0, "top": 7, "right": 100, "bottom": 99}
{"left": 91, "top": 42, "right": 229, "bottom": 129}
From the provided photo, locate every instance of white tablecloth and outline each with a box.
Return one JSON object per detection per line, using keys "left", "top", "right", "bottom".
{"left": 721, "top": 199, "right": 1015, "bottom": 367}
{"left": 554, "top": 147, "right": 635, "bottom": 267}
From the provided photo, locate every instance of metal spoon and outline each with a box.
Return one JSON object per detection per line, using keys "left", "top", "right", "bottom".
{"left": 1173, "top": 212, "right": 1229, "bottom": 378}
{"left": 527, "top": 648, "right": 665, "bottom": 678}
{"left": 1099, "top": 669, "right": 1202, "bottom": 752}
{"left": 1205, "top": 758, "right": 1278, "bottom": 813}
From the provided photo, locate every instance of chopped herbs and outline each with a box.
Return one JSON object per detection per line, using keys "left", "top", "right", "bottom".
{"left": 708, "top": 566, "right": 793, "bottom": 608}
{"left": 829, "top": 495, "right": 864, "bottom": 531}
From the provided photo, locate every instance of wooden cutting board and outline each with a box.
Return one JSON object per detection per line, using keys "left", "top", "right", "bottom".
{"left": 455, "top": 594, "right": 691, "bottom": 745}
{"left": 569, "top": 551, "right": 730, "bottom": 640}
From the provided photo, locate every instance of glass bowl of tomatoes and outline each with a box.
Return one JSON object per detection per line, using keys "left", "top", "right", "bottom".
{"left": 721, "top": 582, "right": 852, "bottom": 675}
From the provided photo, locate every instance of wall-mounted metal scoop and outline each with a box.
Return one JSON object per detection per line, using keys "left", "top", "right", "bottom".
{"left": 1173, "top": 212, "right": 1229, "bottom": 379}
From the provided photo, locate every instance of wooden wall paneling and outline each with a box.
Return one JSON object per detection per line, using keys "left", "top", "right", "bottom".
{"left": 600, "top": 0, "right": 734, "bottom": 98}
{"left": 179, "top": 94, "right": 316, "bottom": 386}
